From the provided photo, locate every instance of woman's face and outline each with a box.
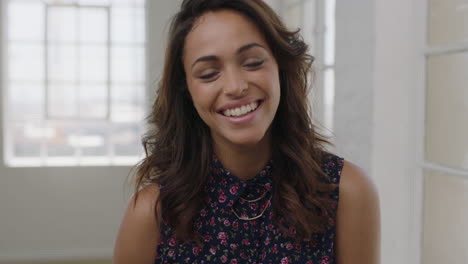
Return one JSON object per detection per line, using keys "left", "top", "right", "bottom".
{"left": 183, "top": 9, "right": 281, "bottom": 149}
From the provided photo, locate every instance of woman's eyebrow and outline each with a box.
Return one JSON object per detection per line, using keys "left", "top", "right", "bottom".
{"left": 191, "top": 42, "right": 267, "bottom": 69}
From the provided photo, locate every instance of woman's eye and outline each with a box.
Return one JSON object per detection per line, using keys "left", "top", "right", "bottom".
{"left": 245, "top": 60, "right": 264, "bottom": 68}
{"left": 199, "top": 72, "right": 218, "bottom": 80}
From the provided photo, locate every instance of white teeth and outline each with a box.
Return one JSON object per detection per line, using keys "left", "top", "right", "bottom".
{"left": 222, "top": 101, "right": 260, "bottom": 117}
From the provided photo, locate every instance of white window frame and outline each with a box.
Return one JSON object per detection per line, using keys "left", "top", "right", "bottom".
{"left": 2, "top": 0, "right": 146, "bottom": 167}
{"left": 414, "top": 0, "right": 468, "bottom": 263}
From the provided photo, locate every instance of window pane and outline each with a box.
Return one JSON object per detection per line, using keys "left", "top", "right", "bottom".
{"left": 48, "top": 83, "right": 78, "bottom": 118}
{"left": 423, "top": 170, "right": 468, "bottom": 264}
{"left": 79, "top": 122, "right": 109, "bottom": 156}
{"left": 48, "top": 44, "right": 77, "bottom": 82}
{"left": 111, "top": 46, "right": 144, "bottom": 83}
{"left": 303, "top": 0, "right": 316, "bottom": 55}
{"left": 80, "top": 45, "right": 108, "bottom": 82}
{"left": 111, "top": 85, "right": 145, "bottom": 122}
{"left": 324, "top": 0, "right": 336, "bottom": 65}
{"left": 428, "top": 0, "right": 468, "bottom": 46}
{"left": 112, "top": 7, "right": 138, "bottom": 43}
{"left": 112, "top": 123, "right": 143, "bottom": 156}
{"left": 323, "top": 68, "right": 335, "bottom": 131}
{"left": 7, "top": 1, "right": 44, "bottom": 41}
{"left": 8, "top": 43, "right": 44, "bottom": 81}
{"left": 425, "top": 52, "right": 468, "bottom": 170}
{"left": 79, "top": 84, "right": 108, "bottom": 119}
{"left": 79, "top": 8, "right": 108, "bottom": 44}
{"left": 285, "top": 4, "right": 302, "bottom": 30}
{"left": 45, "top": 122, "right": 77, "bottom": 157}
{"left": 9, "top": 83, "right": 44, "bottom": 121}
{"left": 12, "top": 123, "right": 42, "bottom": 157}
{"left": 48, "top": 6, "right": 77, "bottom": 43}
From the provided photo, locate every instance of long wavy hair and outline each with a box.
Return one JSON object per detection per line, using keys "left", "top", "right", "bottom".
{"left": 134, "top": 0, "right": 336, "bottom": 242}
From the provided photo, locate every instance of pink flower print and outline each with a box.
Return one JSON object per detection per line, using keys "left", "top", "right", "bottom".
{"left": 219, "top": 194, "right": 227, "bottom": 203}
{"left": 232, "top": 221, "right": 239, "bottom": 229}
{"left": 223, "top": 219, "right": 231, "bottom": 226}
{"left": 306, "top": 261, "right": 314, "bottom": 264}
{"left": 192, "top": 246, "right": 202, "bottom": 255}
{"left": 229, "top": 184, "right": 239, "bottom": 195}
{"left": 240, "top": 252, "right": 248, "bottom": 259}
{"left": 264, "top": 236, "right": 270, "bottom": 245}
{"left": 295, "top": 243, "right": 302, "bottom": 251}
{"left": 281, "top": 257, "right": 290, "bottom": 264}
{"left": 264, "top": 183, "right": 271, "bottom": 191}
{"left": 218, "top": 232, "right": 227, "bottom": 240}
{"left": 204, "top": 234, "right": 211, "bottom": 242}
{"left": 200, "top": 209, "right": 207, "bottom": 217}
{"left": 321, "top": 256, "right": 330, "bottom": 264}
{"left": 242, "top": 239, "right": 251, "bottom": 246}
{"left": 273, "top": 244, "right": 279, "bottom": 253}
{"left": 168, "top": 237, "right": 176, "bottom": 247}
{"left": 221, "top": 255, "right": 228, "bottom": 263}
{"left": 286, "top": 243, "right": 293, "bottom": 250}
{"left": 210, "top": 217, "right": 215, "bottom": 225}
{"left": 249, "top": 202, "right": 258, "bottom": 210}
{"left": 221, "top": 178, "right": 227, "bottom": 185}
{"left": 230, "top": 243, "right": 238, "bottom": 250}
{"left": 168, "top": 250, "right": 175, "bottom": 257}
{"left": 243, "top": 222, "right": 249, "bottom": 229}
{"left": 230, "top": 259, "right": 238, "bottom": 264}
{"left": 209, "top": 247, "right": 216, "bottom": 255}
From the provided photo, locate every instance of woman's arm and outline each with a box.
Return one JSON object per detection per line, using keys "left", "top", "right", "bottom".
{"left": 335, "top": 161, "right": 381, "bottom": 264}
{"left": 113, "top": 184, "right": 161, "bottom": 264}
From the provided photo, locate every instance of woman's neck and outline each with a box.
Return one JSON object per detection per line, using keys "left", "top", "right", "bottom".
{"left": 213, "top": 135, "right": 272, "bottom": 181}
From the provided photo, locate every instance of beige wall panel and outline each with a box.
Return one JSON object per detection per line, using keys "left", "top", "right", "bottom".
{"left": 428, "top": 0, "right": 468, "bottom": 46}
{"left": 426, "top": 52, "right": 468, "bottom": 170}
{"left": 423, "top": 170, "right": 468, "bottom": 264}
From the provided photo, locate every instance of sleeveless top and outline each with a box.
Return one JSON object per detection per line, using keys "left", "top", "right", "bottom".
{"left": 155, "top": 153, "right": 344, "bottom": 264}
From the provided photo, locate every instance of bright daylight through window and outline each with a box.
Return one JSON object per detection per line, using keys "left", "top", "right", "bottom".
{"left": 3, "top": 0, "right": 146, "bottom": 167}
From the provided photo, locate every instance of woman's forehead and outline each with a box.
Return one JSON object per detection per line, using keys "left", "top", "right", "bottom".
{"left": 184, "top": 10, "right": 270, "bottom": 61}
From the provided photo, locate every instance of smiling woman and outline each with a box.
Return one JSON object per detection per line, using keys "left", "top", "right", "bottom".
{"left": 113, "top": 0, "right": 380, "bottom": 263}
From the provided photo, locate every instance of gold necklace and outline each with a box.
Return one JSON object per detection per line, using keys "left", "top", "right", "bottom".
{"left": 231, "top": 197, "right": 271, "bottom": 221}
{"left": 238, "top": 191, "right": 267, "bottom": 203}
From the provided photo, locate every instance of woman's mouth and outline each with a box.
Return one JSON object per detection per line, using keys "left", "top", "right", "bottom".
{"left": 220, "top": 100, "right": 262, "bottom": 118}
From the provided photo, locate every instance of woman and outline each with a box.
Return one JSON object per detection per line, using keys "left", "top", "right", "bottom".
{"left": 114, "top": 0, "right": 380, "bottom": 263}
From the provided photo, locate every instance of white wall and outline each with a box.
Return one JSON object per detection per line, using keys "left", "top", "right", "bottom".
{"left": 0, "top": 1, "right": 181, "bottom": 263}
{"left": 335, "top": 0, "right": 424, "bottom": 263}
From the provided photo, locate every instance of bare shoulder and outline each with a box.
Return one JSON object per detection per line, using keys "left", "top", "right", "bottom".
{"left": 340, "top": 161, "right": 379, "bottom": 201}
{"left": 335, "top": 161, "right": 381, "bottom": 264}
{"left": 113, "top": 183, "right": 161, "bottom": 264}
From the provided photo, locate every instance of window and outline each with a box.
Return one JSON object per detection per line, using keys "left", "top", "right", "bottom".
{"left": 3, "top": 0, "right": 146, "bottom": 167}
{"left": 281, "top": 0, "right": 336, "bottom": 133}
{"left": 422, "top": 0, "right": 468, "bottom": 263}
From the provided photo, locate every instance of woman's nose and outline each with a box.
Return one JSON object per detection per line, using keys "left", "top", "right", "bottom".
{"left": 222, "top": 68, "right": 248, "bottom": 97}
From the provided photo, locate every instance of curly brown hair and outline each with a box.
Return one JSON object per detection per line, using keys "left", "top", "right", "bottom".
{"left": 134, "top": 0, "right": 336, "bottom": 242}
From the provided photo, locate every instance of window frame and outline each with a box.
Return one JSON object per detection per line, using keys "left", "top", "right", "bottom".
{"left": 2, "top": 0, "right": 146, "bottom": 167}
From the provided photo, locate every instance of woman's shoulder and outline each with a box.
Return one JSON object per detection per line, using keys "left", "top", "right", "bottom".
{"left": 113, "top": 183, "right": 161, "bottom": 263}
{"left": 335, "top": 160, "right": 381, "bottom": 263}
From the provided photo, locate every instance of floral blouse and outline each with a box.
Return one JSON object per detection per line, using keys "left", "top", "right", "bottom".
{"left": 155, "top": 153, "right": 344, "bottom": 264}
